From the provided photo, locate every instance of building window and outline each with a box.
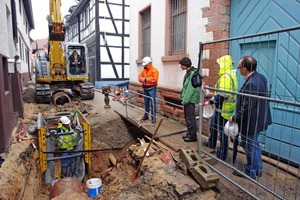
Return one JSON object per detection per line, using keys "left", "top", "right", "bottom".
{"left": 141, "top": 8, "right": 151, "bottom": 57}
{"left": 72, "top": 27, "right": 75, "bottom": 38}
{"left": 80, "top": 14, "right": 83, "bottom": 30}
{"left": 170, "top": 0, "right": 187, "bottom": 54}
{"left": 85, "top": 8, "right": 89, "bottom": 28}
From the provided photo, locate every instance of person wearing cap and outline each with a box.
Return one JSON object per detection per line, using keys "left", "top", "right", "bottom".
{"left": 229, "top": 56, "right": 272, "bottom": 179}
{"left": 138, "top": 56, "right": 159, "bottom": 123}
{"left": 56, "top": 116, "right": 78, "bottom": 178}
{"left": 203, "top": 55, "right": 238, "bottom": 160}
{"left": 179, "top": 57, "right": 200, "bottom": 142}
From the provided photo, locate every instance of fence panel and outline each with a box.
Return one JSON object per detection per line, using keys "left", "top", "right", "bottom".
{"left": 200, "top": 26, "right": 300, "bottom": 200}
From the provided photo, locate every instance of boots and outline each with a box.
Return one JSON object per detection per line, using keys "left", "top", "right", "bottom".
{"left": 184, "top": 135, "right": 197, "bottom": 142}
{"left": 140, "top": 115, "right": 149, "bottom": 122}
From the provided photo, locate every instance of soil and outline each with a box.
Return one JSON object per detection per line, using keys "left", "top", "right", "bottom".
{"left": 0, "top": 84, "right": 298, "bottom": 200}
{"left": 0, "top": 84, "right": 215, "bottom": 200}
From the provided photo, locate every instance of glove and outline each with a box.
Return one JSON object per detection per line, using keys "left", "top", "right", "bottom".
{"left": 71, "top": 124, "right": 76, "bottom": 129}
{"left": 49, "top": 130, "right": 59, "bottom": 139}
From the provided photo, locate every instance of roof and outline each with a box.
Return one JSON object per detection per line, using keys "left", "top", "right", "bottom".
{"left": 23, "top": 0, "right": 35, "bottom": 29}
{"left": 31, "top": 38, "right": 48, "bottom": 50}
{"left": 65, "top": 1, "right": 89, "bottom": 24}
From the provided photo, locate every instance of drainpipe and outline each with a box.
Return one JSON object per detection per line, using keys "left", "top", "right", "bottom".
{"left": 27, "top": 51, "right": 32, "bottom": 81}
{"left": 11, "top": 55, "right": 24, "bottom": 118}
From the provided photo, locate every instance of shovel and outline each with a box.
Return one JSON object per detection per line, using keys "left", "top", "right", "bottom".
{"left": 131, "top": 118, "right": 163, "bottom": 181}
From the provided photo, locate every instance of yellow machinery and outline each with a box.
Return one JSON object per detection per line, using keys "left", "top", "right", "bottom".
{"left": 34, "top": 0, "right": 94, "bottom": 104}
{"left": 37, "top": 108, "right": 91, "bottom": 184}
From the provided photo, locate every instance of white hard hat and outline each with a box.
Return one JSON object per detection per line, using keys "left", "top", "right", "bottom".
{"left": 60, "top": 116, "right": 70, "bottom": 125}
{"left": 202, "top": 104, "right": 215, "bottom": 118}
{"left": 142, "top": 57, "right": 152, "bottom": 66}
{"left": 224, "top": 121, "right": 239, "bottom": 138}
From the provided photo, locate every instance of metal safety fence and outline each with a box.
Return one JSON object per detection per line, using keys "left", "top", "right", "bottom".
{"left": 198, "top": 26, "right": 300, "bottom": 200}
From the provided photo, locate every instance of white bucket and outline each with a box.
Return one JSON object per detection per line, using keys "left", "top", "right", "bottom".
{"left": 86, "top": 178, "right": 102, "bottom": 198}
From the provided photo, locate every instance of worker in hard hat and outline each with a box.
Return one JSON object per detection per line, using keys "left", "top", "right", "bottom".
{"left": 57, "top": 116, "right": 78, "bottom": 178}
{"left": 138, "top": 56, "right": 159, "bottom": 123}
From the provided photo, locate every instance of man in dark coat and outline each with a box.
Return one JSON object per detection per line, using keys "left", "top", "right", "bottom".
{"left": 229, "top": 56, "right": 272, "bottom": 179}
{"left": 69, "top": 50, "right": 83, "bottom": 74}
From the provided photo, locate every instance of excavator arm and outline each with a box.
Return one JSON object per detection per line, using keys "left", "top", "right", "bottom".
{"left": 47, "top": 0, "right": 66, "bottom": 82}
{"left": 49, "top": 0, "right": 65, "bottom": 41}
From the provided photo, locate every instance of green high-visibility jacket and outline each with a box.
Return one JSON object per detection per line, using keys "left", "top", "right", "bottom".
{"left": 180, "top": 67, "right": 200, "bottom": 105}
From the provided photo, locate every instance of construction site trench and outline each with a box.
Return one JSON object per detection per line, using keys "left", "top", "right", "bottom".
{"left": 0, "top": 83, "right": 256, "bottom": 200}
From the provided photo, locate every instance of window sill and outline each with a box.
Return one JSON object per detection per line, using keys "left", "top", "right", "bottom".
{"left": 161, "top": 54, "right": 189, "bottom": 63}
{"left": 135, "top": 54, "right": 189, "bottom": 65}
{"left": 136, "top": 58, "right": 143, "bottom": 65}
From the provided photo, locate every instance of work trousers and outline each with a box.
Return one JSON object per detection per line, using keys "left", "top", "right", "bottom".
{"left": 208, "top": 112, "right": 218, "bottom": 148}
{"left": 243, "top": 133, "right": 263, "bottom": 179}
{"left": 143, "top": 87, "right": 157, "bottom": 120}
{"left": 61, "top": 146, "right": 77, "bottom": 177}
{"left": 184, "top": 103, "right": 197, "bottom": 139}
{"left": 208, "top": 111, "right": 228, "bottom": 160}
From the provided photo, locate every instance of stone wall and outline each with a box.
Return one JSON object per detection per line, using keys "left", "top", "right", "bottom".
{"left": 202, "top": 0, "right": 231, "bottom": 87}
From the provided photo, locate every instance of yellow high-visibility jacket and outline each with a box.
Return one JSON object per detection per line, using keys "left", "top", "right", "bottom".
{"left": 57, "top": 123, "right": 78, "bottom": 150}
{"left": 214, "top": 55, "right": 238, "bottom": 119}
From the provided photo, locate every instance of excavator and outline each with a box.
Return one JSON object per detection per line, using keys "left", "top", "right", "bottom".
{"left": 34, "top": 0, "right": 94, "bottom": 105}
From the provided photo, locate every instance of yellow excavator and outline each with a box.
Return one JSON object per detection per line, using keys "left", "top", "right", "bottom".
{"left": 34, "top": 0, "right": 94, "bottom": 105}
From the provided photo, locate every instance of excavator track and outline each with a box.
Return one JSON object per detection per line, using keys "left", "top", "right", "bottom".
{"left": 35, "top": 83, "right": 51, "bottom": 103}
{"left": 72, "top": 81, "right": 95, "bottom": 100}
{"left": 36, "top": 81, "right": 94, "bottom": 105}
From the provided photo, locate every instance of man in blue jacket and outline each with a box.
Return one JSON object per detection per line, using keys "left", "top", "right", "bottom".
{"left": 229, "top": 56, "right": 272, "bottom": 179}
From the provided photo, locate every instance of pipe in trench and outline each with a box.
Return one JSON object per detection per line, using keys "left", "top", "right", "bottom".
{"left": 52, "top": 91, "right": 71, "bottom": 106}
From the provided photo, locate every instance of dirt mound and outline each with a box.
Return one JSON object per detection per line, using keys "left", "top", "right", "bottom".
{"left": 23, "top": 84, "right": 36, "bottom": 103}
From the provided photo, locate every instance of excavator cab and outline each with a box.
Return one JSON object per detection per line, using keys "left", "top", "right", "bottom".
{"left": 67, "top": 44, "right": 87, "bottom": 76}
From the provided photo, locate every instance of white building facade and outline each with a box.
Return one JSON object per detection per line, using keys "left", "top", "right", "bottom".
{"left": 0, "top": 0, "right": 34, "bottom": 152}
{"left": 129, "top": 0, "right": 212, "bottom": 91}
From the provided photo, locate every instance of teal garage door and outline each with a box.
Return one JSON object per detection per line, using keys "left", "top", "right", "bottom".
{"left": 230, "top": 0, "right": 300, "bottom": 165}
